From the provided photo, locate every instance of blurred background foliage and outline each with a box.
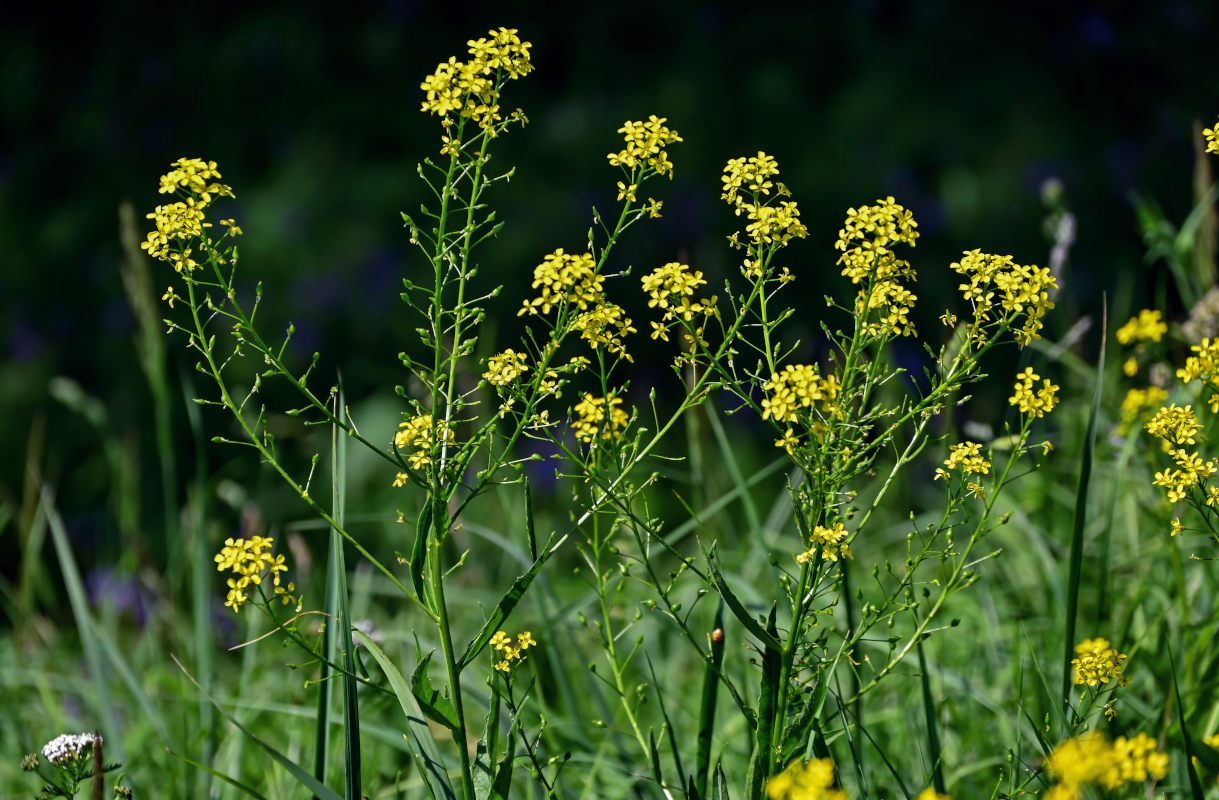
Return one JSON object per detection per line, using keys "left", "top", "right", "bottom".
{"left": 3, "top": 0, "right": 1219, "bottom": 616}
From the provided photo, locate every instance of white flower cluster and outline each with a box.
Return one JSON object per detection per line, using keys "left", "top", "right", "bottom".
{"left": 41, "top": 732, "right": 101, "bottom": 765}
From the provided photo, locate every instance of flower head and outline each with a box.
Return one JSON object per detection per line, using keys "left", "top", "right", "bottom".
{"left": 1205, "top": 116, "right": 1219, "bottom": 155}
{"left": 1008, "top": 367, "right": 1059, "bottom": 418}
{"left": 1071, "top": 637, "right": 1129, "bottom": 687}
{"left": 492, "top": 629, "right": 535, "bottom": 672}
{"left": 607, "top": 115, "right": 682, "bottom": 178}
{"left": 765, "top": 758, "right": 847, "bottom": 800}
{"left": 950, "top": 249, "right": 1057, "bottom": 347}
{"left": 761, "top": 364, "right": 840, "bottom": 427}
{"left": 571, "top": 394, "right": 629, "bottom": 444}
{"left": 41, "top": 732, "right": 101, "bottom": 766}
{"left": 419, "top": 28, "right": 532, "bottom": 134}
{"left": 1116, "top": 309, "right": 1167, "bottom": 345}
{"left": 214, "top": 536, "right": 296, "bottom": 612}
{"left": 483, "top": 349, "right": 530, "bottom": 387}
{"left": 796, "top": 521, "right": 853, "bottom": 563}
{"left": 835, "top": 197, "right": 919, "bottom": 338}
{"left": 519, "top": 249, "right": 605, "bottom": 316}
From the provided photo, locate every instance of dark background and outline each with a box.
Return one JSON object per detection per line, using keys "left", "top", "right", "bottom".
{"left": 3, "top": 0, "right": 1217, "bottom": 573}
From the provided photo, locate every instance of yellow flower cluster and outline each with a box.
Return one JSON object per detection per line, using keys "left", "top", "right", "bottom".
{"left": 722, "top": 153, "right": 808, "bottom": 250}
{"left": 1118, "top": 386, "right": 1168, "bottom": 433}
{"left": 489, "top": 629, "right": 535, "bottom": 672}
{"left": 607, "top": 115, "right": 683, "bottom": 178}
{"left": 1071, "top": 638, "right": 1130, "bottom": 687}
{"left": 393, "top": 414, "right": 455, "bottom": 475}
{"left": 1044, "top": 732, "right": 1167, "bottom": 800}
{"left": 1008, "top": 368, "right": 1059, "bottom": 418}
{"left": 1177, "top": 338, "right": 1219, "bottom": 411}
{"left": 761, "top": 364, "right": 840, "bottom": 426}
{"left": 141, "top": 158, "right": 237, "bottom": 273}
{"left": 519, "top": 249, "right": 605, "bottom": 316}
{"left": 765, "top": 758, "right": 847, "bottom": 800}
{"left": 572, "top": 303, "right": 636, "bottom": 362}
{"left": 214, "top": 535, "right": 295, "bottom": 613}
{"left": 419, "top": 28, "right": 532, "bottom": 134}
{"left": 1205, "top": 116, "right": 1219, "bottom": 155}
{"left": 796, "top": 521, "right": 852, "bottom": 563}
{"left": 949, "top": 250, "right": 1057, "bottom": 347}
{"left": 835, "top": 197, "right": 919, "bottom": 338}
{"left": 483, "top": 349, "right": 529, "bottom": 387}
{"left": 934, "top": 441, "right": 991, "bottom": 498}
{"left": 640, "top": 262, "right": 718, "bottom": 341}
{"left": 571, "top": 393, "right": 629, "bottom": 444}
{"left": 1115, "top": 309, "right": 1167, "bottom": 344}
{"left": 1145, "top": 403, "right": 1201, "bottom": 447}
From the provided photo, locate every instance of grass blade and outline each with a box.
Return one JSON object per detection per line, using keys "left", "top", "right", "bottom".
{"left": 172, "top": 654, "right": 345, "bottom": 800}
{"left": 916, "top": 635, "right": 945, "bottom": 793}
{"left": 1168, "top": 647, "right": 1206, "bottom": 800}
{"left": 1060, "top": 303, "right": 1106, "bottom": 714}
{"left": 694, "top": 601, "right": 726, "bottom": 799}
{"left": 331, "top": 388, "right": 362, "bottom": 800}
{"left": 353, "top": 630, "right": 456, "bottom": 800}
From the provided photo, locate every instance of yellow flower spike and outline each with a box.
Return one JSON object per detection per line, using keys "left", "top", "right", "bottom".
{"left": 1205, "top": 116, "right": 1219, "bottom": 154}
{"left": 765, "top": 758, "right": 847, "bottom": 800}
{"left": 607, "top": 115, "right": 682, "bottom": 178}
{"left": 571, "top": 394, "right": 629, "bottom": 444}
{"left": 914, "top": 790, "right": 951, "bottom": 800}
{"left": 1115, "top": 309, "right": 1167, "bottom": 345}
{"left": 1008, "top": 367, "right": 1059, "bottom": 418}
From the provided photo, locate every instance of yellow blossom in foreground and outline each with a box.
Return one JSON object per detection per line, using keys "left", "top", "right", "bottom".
{"left": 796, "top": 521, "right": 853, "bottom": 563}
{"left": 1204, "top": 733, "right": 1219, "bottom": 748}
{"left": 572, "top": 302, "right": 636, "bottom": 361}
{"left": 491, "top": 629, "right": 535, "bottom": 672}
{"left": 607, "top": 115, "right": 682, "bottom": 178}
{"left": 1176, "top": 338, "right": 1219, "bottom": 411}
{"left": 950, "top": 249, "right": 1057, "bottom": 347}
{"left": 934, "top": 441, "right": 992, "bottom": 482}
{"left": 1205, "top": 117, "right": 1219, "bottom": 155}
{"left": 722, "top": 153, "right": 808, "bottom": 249}
{"left": 571, "top": 394, "right": 629, "bottom": 444}
{"left": 1045, "top": 731, "right": 1167, "bottom": 798}
{"left": 519, "top": 249, "right": 605, "bottom": 316}
{"left": 483, "top": 349, "right": 530, "bottom": 387}
{"left": 1116, "top": 309, "right": 1167, "bottom": 344}
{"left": 1071, "top": 637, "right": 1129, "bottom": 687}
{"left": 214, "top": 535, "right": 296, "bottom": 613}
{"left": 836, "top": 197, "right": 919, "bottom": 338}
{"left": 761, "top": 365, "right": 840, "bottom": 427}
{"left": 765, "top": 758, "right": 847, "bottom": 800}
{"left": 1008, "top": 367, "right": 1059, "bottom": 418}
{"left": 913, "top": 790, "right": 950, "bottom": 800}
{"left": 419, "top": 28, "right": 532, "bottom": 133}
{"left": 393, "top": 414, "right": 456, "bottom": 471}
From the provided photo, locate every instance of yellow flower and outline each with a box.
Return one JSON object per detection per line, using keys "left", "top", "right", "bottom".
{"left": 761, "top": 365, "right": 840, "bottom": 426}
{"left": 419, "top": 29, "right": 531, "bottom": 134}
{"left": 1071, "top": 637, "right": 1129, "bottom": 687}
{"left": 765, "top": 758, "right": 847, "bottom": 800}
{"left": 214, "top": 536, "right": 295, "bottom": 613}
{"left": 835, "top": 197, "right": 919, "bottom": 338}
{"left": 1145, "top": 403, "right": 1201, "bottom": 447}
{"left": 393, "top": 414, "right": 456, "bottom": 471}
{"left": 1008, "top": 367, "right": 1059, "bottom": 418}
{"left": 483, "top": 349, "right": 530, "bottom": 387}
{"left": 949, "top": 249, "right": 1057, "bottom": 347}
{"left": 607, "top": 115, "right": 683, "bottom": 178}
{"left": 519, "top": 249, "right": 605, "bottom": 316}
{"left": 571, "top": 303, "right": 636, "bottom": 361}
{"left": 797, "top": 521, "right": 852, "bottom": 563}
{"left": 914, "top": 790, "right": 950, "bottom": 800}
{"left": 491, "top": 629, "right": 535, "bottom": 672}
{"left": 1115, "top": 309, "right": 1167, "bottom": 345}
{"left": 1204, "top": 116, "right": 1219, "bottom": 155}
{"left": 571, "top": 394, "right": 629, "bottom": 443}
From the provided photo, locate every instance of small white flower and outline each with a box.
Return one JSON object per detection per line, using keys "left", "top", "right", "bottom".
{"left": 41, "top": 732, "right": 100, "bottom": 765}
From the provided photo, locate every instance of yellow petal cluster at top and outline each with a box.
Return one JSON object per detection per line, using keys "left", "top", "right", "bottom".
{"left": 607, "top": 115, "right": 683, "bottom": 178}
{"left": 765, "top": 758, "right": 847, "bottom": 800}
{"left": 572, "top": 303, "right": 636, "bottom": 362}
{"left": 761, "top": 364, "right": 840, "bottom": 426}
{"left": 419, "top": 28, "right": 532, "bottom": 134}
{"left": 1143, "top": 403, "right": 1218, "bottom": 504}
{"left": 214, "top": 535, "right": 295, "bottom": 613}
{"left": 483, "top": 349, "right": 530, "bottom": 387}
{"left": 141, "top": 158, "right": 238, "bottom": 273}
{"left": 571, "top": 393, "right": 629, "bottom": 444}
{"left": 1008, "top": 367, "right": 1060, "bottom": 418}
{"left": 1205, "top": 116, "right": 1219, "bottom": 155}
{"left": 1043, "top": 731, "right": 1167, "bottom": 800}
{"left": 489, "top": 629, "right": 535, "bottom": 672}
{"left": 934, "top": 441, "right": 992, "bottom": 498}
{"left": 1115, "top": 308, "right": 1167, "bottom": 345}
{"left": 392, "top": 413, "right": 456, "bottom": 477}
{"left": 519, "top": 249, "right": 605, "bottom": 317}
{"left": 1071, "top": 637, "right": 1130, "bottom": 687}
{"left": 949, "top": 249, "right": 1057, "bottom": 347}
{"left": 796, "top": 521, "right": 852, "bottom": 564}
{"left": 722, "top": 153, "right": 808, "bottom": 252}
{"left": 640, "top": 262, "right": 718, "bottom": 342}
{"left": 913, "top": 791, "right": 950, "bottom": 800}
{"left": 1176, "top": 338, "right": 1219, "bottom": 411}
{"left": 835, "top": 197, "right": 919, "bottom": 338}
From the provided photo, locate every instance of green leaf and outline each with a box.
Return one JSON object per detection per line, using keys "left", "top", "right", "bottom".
{"left": 705, "top": 545, "right": 781, "bottom": 651}
{"left": 745, "top": 605, "right": 781, "bottom": 800}
{"left": 694, "top": 602, "right": 726, "bottom": 799}
{"left": 472, "top": 688, "right": 501, "bottom": 800}
{"left": 412, "top": 504, "right": 432, "bottom": 609}
{"left": 412, "top": 651, "right": 460, "bottom": 731}
{"left": 353, "top": 632, "right": 456, "bottom": 800}
{"left": 1061, "top": 303, "right": 1105, "bottom": 713}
